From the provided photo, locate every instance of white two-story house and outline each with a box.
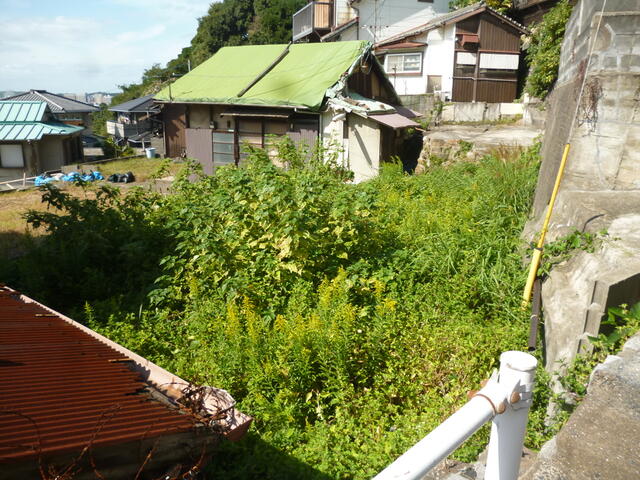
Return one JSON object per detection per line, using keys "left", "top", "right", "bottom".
{"left": 292, "top": 0, "right": 449, "bottom": 44}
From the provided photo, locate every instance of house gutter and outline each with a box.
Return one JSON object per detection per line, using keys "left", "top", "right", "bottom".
{"left": 236, "top": 42, "right": 293, "bottom": 98}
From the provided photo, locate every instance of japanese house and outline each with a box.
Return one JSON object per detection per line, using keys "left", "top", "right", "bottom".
{"left": 0, "top": 101, "right": 84, "bottom": 184}
{"left": 2, "top": 90, "right": 99, "bottom": 132}
{"left": 155, "top": 41, "right": 419, "bottom": 183}
{"left": 107, "top": 94, "right": 164, "bottom": 153}
{"left": 0, "top": 285, "right": 251, "bottom": 479}
{"left": 374, "top": 2, "right": 528, "bottom": 102}
{"left": 292, "top": 0, "right": 450, "bottom": 44}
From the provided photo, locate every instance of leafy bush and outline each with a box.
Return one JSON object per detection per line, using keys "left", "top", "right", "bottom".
{"left": 13, "top": 182, "right": 169, "bottom": 313}
{"left": 5, "top": 142, "right": 543, "bottom": 478}
{"left": 525, "top": 1, "right": 574, "bottom": 99}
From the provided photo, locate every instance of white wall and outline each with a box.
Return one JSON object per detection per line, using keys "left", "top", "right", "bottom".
{"left": 381, "top": 24, "right": 456, "bottom": 97}
{"left": 320, "top": 110, "right": 348, "bottom": 167}
{"left": 423, "top": 25, "right": 456, "bottom": 98}
{"left": 335, "top": 0, "right": 357, "bottom": 26}
{"left": 355, "top": 0, "right": 449, "bottom": 43}
{"left": 347, "top": 114, "right": 380, "bottom": 183}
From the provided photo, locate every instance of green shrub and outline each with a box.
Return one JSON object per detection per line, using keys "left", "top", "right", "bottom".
{"left": 5, "top": 143, "right": 543, "bottom": 478}
{"left": 525, "top": 1, "right": 574, "bottom": 99}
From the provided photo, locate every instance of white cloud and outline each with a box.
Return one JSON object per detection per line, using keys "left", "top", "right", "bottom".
{"left": 0, "top": 11, "right": 201, "bottom": 92}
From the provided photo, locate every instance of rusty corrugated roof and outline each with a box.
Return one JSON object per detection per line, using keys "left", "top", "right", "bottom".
{"left": 0, "top": 285, "right": 251, "bottom": 470}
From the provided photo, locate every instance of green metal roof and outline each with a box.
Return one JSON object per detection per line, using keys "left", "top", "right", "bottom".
{"left": 155, "top": 41, "right": 370, "bottom": 110}
{"left": 0, "top": 101, "right": 84, "bottom": 141}
{"left": 0, "top": 101, "right": 47, "bottom": 122}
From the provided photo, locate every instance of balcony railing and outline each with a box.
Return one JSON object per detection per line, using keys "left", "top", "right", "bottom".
{"left": 106, "top": 120, "right": 151, "bottom": 138}
{"left": 292, "top": 1, "right": 333, "bottom": 42}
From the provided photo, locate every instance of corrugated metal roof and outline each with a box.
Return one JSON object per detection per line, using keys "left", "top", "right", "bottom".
{"left": 0, "top": 101, "right": 47, "bottom": 122}
{"left": 0, "top": 121, "right": 84, "bottom": 141}
{"left": 1, "top": 90, "right": 99, "bottom": 113}
{"left": 109, "top": 94, "right": 159, "bottom": 113}
{"left": 0, "top": 285, "right": 251, "bottom": 469}
{"left": 369, "top": 113, "right": 420, "bottom": 129}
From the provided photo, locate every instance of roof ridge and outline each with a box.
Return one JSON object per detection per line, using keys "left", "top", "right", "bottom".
{"left": 34, "top": 90, "right": 64, "bottom": 111}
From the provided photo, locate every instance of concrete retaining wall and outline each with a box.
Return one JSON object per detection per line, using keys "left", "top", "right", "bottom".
{"left": 523, "top": 0, "right": 640, "bottom": 371}
{"left": 440, "top": 102, "right": 525, "bottom": 123}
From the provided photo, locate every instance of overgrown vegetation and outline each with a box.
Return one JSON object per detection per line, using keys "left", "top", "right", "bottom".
{"left": 537, "top": 229, "right": 604, "bottom": 276}
{"left": 449, "top": 0, "right": 512, "bottom": 14}
{"left": 2, "top": 142, "right": 543, "bottom": 478}
{"left": 524, "top": 0, "right": 574, "bottom": 99}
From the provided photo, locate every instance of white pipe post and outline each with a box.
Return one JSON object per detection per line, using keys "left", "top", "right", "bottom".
{"left": 373, "top": 397, "right": 494, "bottom": 480}
{"left": 373, "top": 377, "right": 509, "bottom": 480}
{"left": 485, "top": 351, "right": 538, "bottom": 480}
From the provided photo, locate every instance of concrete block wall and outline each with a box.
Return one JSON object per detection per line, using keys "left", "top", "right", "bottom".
{"left": 524, "top": 0, "right": 640, "bottom": 372}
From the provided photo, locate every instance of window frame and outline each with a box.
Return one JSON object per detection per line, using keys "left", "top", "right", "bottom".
{"left": 384, "top": 52, "right": 423, "bottom": 75}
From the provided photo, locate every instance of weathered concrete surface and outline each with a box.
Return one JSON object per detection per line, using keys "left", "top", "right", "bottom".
{"left": 417, "top": 124, "right": 542, "bottom": 169}
{"left": 441, "top": 102, "right": 526, "bottom": 123}
{"left": 523, "top": 0, "right": 640, "bottom": 369}
{"left": 541, "top": 215, "right": 640, "bottom": 368}
{"left": 522, "top": 333, "right": 640, "bottom": 480}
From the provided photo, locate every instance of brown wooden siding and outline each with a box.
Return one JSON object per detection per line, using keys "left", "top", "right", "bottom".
{"left": 185, "top": 128, "right": 213, "bottom": 174}
{"left": 477, "top": 79, "right": 517, "bottom": 103}
{"left": 452, "top": 78, "right": 475, "bottom": 102}
{"left": 348, "top": 66, "right": 396, "bottom": 104}
{"left": 288, "top": 117, "right": 319, "bottom": 152}
{"left": 479, "top": 15, "right": 521, "bottom": 52}
{"left": 456, "top": 16, "right": 480, "bottom": 35}
{"left": 163, "top": 104, "right": 186, "bottom": 158}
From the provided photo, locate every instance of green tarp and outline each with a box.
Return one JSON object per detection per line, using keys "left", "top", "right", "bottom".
{"left": 155, "top": 41, "right": 369, "bottom": 110}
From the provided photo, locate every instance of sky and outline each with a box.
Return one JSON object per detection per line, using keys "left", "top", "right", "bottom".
{"left": 0, "top": 0, "right": 213, "bottom": 94}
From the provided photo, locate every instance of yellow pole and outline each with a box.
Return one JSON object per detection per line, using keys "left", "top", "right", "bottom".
{"left": 522, "top": 142, "right": 572, "bottom": 306}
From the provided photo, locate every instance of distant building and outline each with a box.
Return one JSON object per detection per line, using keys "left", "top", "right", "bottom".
{"left": 87, "top": 91, "right": 117, "bottom": 106}
{"left": 293, "top": 0, "right": 450, "bottom": 44}
{"left": 374, "top": 3, "right": 528, "bottom": 102}
{"left": 0, "top": 101, "right": 84, "bottom": 183}
{"left": 108, "top": 94, "right": 164, "bottom": 154}
{"left": 2, "top": 90, "right": 99, "bottom": 132}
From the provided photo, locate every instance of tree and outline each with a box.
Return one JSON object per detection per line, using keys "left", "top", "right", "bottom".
{"left": 90, "top": 103, "right": 113, "bottom": 138}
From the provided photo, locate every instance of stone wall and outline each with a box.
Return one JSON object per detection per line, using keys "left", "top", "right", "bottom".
{"left": 524, "top": 0, "right": 640, "bottom": 370}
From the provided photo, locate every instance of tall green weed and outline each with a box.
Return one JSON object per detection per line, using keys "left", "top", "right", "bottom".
{"left": 6, "top": 143, "right": 542, "bottom": 478}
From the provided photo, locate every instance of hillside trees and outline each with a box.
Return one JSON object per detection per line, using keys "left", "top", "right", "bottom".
{"left": 112, "top": 0, "right": 305, "bottom": 105}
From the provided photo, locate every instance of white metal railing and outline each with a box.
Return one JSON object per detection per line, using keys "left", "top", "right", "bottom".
{"left": 374, "top": 351, "right": 537, "bottom": 480}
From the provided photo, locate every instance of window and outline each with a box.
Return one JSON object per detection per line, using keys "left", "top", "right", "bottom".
{"left": 212, "top": 131, "right": 235, "bottom": 166}
{"left": 385, "top": 53, "right": 422, "bottom": 74}
{"left": 479, "top": 53, "right": 519, "bottom": 70}
{"left": 0, "top": 144, "right": 24, "bottom": 168}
